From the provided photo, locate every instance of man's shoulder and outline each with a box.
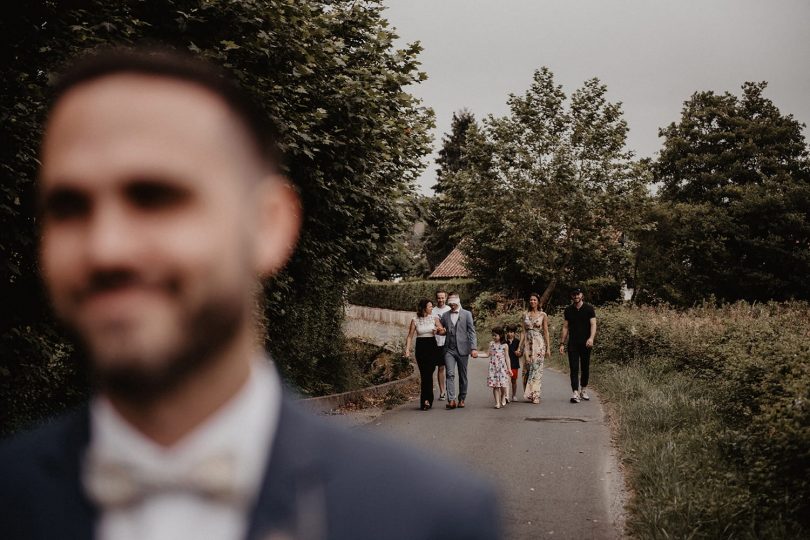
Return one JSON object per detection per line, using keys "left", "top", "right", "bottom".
{"left": 585, "top": 303, "right": 597, "bottom": 316}
{"left": 0, "top": 408, "right": 83, "bottom": 464}
{"left": 277, "top": 402, "right": 499, "bottom": 538}
{"left": 0, "top": 407, "right": 87, "bottom": 503}
{"left": 290, "top": 404, "right": 489, "bottom": 492}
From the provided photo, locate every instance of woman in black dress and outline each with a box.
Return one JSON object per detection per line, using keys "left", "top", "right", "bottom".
{"left": 405, "top": 298, "right": 445, "bottom": 410}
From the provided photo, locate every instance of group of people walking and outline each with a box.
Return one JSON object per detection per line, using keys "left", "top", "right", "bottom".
{"left": 405, "top": 291, "right": 478, "bottom": 410}
{"left": 405, "top": 288, "right": 597, "bottom": 410}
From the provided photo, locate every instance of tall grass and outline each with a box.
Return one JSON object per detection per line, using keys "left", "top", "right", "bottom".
{"left": 595, "top": 303, "right": 808, "bottom": 538}
{"left": 479, "top": 301, "right": 810, "bottom": 538}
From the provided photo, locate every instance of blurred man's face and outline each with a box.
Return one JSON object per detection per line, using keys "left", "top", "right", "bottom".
{"left": 571, "top": 292, "right": 584, "bottom": 304}
{"left": 39, "top": 74, "right": 298, "bottom": 396}
{"left": 436, "top": 292, "right": 446, "bottom": 307}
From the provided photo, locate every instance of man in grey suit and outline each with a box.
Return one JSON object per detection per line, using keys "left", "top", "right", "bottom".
{"left": 0, "top": 48, "right": 498, "bottom": 539}
{"left": 440, "top": 293, "right": 478, "bottom": 409}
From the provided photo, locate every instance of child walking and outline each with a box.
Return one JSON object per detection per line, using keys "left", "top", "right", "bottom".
{"left": 487, "top": 327, "right": 511, "bottom": 409}
{"left": 505, "top": 324, "right": 521, "bottom": 401}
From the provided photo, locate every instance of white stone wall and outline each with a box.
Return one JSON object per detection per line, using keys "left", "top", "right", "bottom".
{"left": 343, "top": 304, "right": 414, "bottom": 352}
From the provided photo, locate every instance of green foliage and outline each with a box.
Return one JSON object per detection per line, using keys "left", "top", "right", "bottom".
{"left": 435, "top": 109, "right": 478, "bottom": 188}
{"left": 347, "top": 279, "right": 481, "bottom": 312}
{"left": 324, "top": 339, "right": 411, "bottom": 394}
{"left": 1, "top": 0, "right": 431, "bottom": 432}
{"left": 638, "top": 82, "right": 810, "bottom": 304}
{"left": 593, "top": 303, "right": 810, "bottom": 537}
{"left": 578, "top": 276, "right": 622, "bottom": 305}
{"left": 371, "top": 194, "right": 432, "bottom": 281}
{"left": 422, "top": 109, "right": 479, "bottom": 270}
{"left": 433, "top": 68, "right": 650, "bottom": 303}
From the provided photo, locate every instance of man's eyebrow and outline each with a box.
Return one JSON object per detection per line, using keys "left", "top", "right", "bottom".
{"left": 124, "top": 177, "right": 194, "bottom": 208}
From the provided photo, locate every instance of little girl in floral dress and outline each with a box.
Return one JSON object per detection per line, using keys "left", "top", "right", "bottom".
{"left": 487, "top": 327, "right": 511, "bottom": 409}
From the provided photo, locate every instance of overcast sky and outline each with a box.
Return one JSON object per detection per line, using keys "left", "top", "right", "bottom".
{"left": 382, "top": 0, "right": 810, "bottom": 194}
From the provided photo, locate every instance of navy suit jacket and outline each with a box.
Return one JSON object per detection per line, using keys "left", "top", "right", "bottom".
{"left": 440, "top": 308, "right": 478, "bottom": 356}
{"left": 0, "top": 396, "right": 499, "bottom": 540}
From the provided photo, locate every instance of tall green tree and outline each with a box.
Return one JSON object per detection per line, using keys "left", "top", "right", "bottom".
{"left": 421, "top": 109, "right": 478, "bottom": 269}
{"left": 372, "top": 193, "right": 431, "bottom": 281}
{"left": 0, "top": 0, "right": 432, "bottom": 432}
{"left": 637, "top": 82, "right": 810, "bottom": 303}
{"left": 434, "top": 109, "right": 477, "bottom": 192}
{"left": 446, "top": 68, "right": 647, "bottom": 303}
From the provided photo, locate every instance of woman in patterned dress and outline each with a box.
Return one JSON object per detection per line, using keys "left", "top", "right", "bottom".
{"left": 519, "top": 293, "right": 551, "bottom": 404}
{"left": 486, "top": 327, "right": 511, "bottom": 409}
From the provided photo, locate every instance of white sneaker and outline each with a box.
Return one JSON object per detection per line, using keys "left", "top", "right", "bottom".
{"left": 438, "top": 393, "right": 446, "bottom": 401}
{"left": 502, "top": 397, "right": 508, "bottom": 406}
{"left": 580, "top": 388, "right": 590, "bottom": 401}
{"left": 570, "top": 391, "right": 581, "bottom": 403}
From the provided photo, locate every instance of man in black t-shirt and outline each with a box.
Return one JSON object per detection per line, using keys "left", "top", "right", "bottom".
{"left": 559, "top": 287, "right": 597, "bottom": 403}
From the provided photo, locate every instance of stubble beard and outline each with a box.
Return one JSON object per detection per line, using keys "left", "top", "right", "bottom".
{"left": 74, "top": 292, "right": 247, "bottom": 405}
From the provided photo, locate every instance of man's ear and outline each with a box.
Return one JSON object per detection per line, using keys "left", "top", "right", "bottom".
{"left": 254, "top": 176, "right": 302, "bottom": 277}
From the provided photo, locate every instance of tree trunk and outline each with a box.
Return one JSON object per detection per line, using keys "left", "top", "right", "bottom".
{"left": 539, "top": 276, "right": 557, "bottom": 307}
{"left": 539, "top": 230, "right": 576, "bottom": 308}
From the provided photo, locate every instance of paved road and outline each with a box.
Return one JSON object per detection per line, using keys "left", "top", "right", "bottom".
{"left": 362, "top": 355, "right": 625, "bottom": 540}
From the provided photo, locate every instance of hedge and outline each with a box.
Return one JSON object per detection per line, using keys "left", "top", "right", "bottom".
{"left": 347, "top": 279, "right": 482, "bottom": 312}
{"left": 594, "top": 302, "right": 809, "bottom": 536}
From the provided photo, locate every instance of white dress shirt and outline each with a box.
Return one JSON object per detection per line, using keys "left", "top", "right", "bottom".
{"left": 432, "top": 304, "right": 451, "bottom": 346}
{"left": 84, "top": 358, "right": 281, "bottom": 540}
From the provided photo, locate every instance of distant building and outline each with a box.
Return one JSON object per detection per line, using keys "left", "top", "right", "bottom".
{"left": 429, "top": 247, "right": 470, "bottom": 279}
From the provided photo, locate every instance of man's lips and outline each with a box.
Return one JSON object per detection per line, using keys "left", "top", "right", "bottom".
{"left": 79, "top": 286, "right": 168, "bottom": 316}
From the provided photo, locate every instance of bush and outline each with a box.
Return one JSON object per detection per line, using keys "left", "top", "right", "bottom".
{"left": 347, "top": 279, "right": 482, "bottom": 312}
{"left": 594, "top": 302, "right": 810, "bottom": 537}
{"left": 579, "top": 276, "right": 623, "bottom": 305}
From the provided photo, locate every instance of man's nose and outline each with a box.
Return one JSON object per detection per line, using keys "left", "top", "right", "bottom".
{"left": 85, "top": 202, "right": 140, "bottom": 268}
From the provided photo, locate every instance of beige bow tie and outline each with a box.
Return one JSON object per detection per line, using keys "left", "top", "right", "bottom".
{"left": 83, "top": 451, "right": 243, "bottom": 508}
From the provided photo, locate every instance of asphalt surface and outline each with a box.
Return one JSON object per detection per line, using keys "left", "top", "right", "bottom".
{"left": 362, "top": 355, "right": 625, "bottom": 540}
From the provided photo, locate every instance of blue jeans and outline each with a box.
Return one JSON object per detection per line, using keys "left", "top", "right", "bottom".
{"left": 444, "top": 348, "right": 469, "bottom": 402}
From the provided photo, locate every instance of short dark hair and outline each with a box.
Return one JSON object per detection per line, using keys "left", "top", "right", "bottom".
{"left": 491, "top": 326, "right": 506, "bottom": 343}
{"left": 435, "top": 289, "right": 447, "bottom": 296}
{"left": 506, "top": 324, "right": 518, "bottom": 333}
{"left": 51, "top": 46, "right": 281, "bottom": 171}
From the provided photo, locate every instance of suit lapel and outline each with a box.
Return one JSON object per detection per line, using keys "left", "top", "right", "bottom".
{"left": 245, "top": 397, "right": 329, "bottom": 540}
{"left": 36, "top": 406, "right": 97, "bottom": 539}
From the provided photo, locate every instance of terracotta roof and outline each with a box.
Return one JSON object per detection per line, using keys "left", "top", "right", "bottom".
{"left": 429, "top": 248, "right": 470, "bottom": 279}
